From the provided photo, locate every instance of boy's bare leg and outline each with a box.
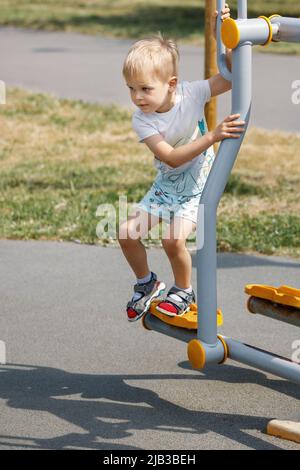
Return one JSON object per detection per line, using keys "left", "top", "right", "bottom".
{"left": 120, "top": 238, "right": 149, "bottom": 279}
{"left": 162, "top": 217, "right": 196, "bottom": 289}
{"left": 118, "top": 209, "right": 161, "bottom": 278}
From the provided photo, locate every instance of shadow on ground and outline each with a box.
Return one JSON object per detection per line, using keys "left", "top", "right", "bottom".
{"left": 190, "top": 252, "right": 300, "bottom": 270}
{"left": 0, "top": 362, "right": 298, "bottom": 449}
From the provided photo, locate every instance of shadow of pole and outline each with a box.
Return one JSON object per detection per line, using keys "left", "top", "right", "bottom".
{"left": 0, "top": 362, "right": 297, "bottom": 450}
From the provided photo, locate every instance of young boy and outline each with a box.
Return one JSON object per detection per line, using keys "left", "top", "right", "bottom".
{"left": 118, "top": 5, "right": 245, "bottom": 321}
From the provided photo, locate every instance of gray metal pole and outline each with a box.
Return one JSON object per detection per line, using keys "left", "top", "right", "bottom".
{"left": 224, "top": 337, "right": 300, "bottom": 385}
{"left": 238, "top": 0, "right": 247, "bottom": 20}
{"left": 143, "top": 312, "right": 197, "bottom": 343}
{"left": 248, "top": 297, "right": 300, "bottom": 328}
{"left": 271, "top": 17, "right": 300, "bottom": 43}
{"left": 197, "top": 15, "right": 251, "bottom": 345}
{"left": 144, "top": 312, "right": 226, "bottom": 364}
{"left": 145, "top": 0, "right": 300, "bottom": 383}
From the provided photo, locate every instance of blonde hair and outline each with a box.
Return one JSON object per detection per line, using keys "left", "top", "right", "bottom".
{"left": 122, "top": 32, "right": 179, "bottom": 83}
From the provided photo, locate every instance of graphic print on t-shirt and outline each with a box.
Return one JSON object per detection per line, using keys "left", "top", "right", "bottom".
{"left": 156, "top": 118, "right": 215, "bottom": 201}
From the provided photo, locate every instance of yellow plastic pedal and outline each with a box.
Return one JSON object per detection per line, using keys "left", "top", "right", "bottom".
{"left": 245, "top": 284, "right": 300, "bottom": 309}
{"left": 149, "top": 300, "right": 223, "bottom": 330}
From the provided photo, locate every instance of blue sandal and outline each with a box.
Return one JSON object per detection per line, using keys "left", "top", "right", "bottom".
{"left": 127, "top": 272, "right": 166, "bottom": 322}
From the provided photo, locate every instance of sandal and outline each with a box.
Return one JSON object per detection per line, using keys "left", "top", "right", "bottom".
{"left": 127, "top": 272, "right": 166, "bottom": 322}
{"left": 156, "top": 285, "right": 196, "bottom": 317}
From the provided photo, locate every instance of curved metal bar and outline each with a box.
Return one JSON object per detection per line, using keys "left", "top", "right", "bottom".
{"left": 197, "top": 15, "right": 252, "bottom": 345}
{"left": 217, "top": 0, "right": 232, "bottom": 81}
{"left": 142, "top": 0, "right": 300, "bottom": 383}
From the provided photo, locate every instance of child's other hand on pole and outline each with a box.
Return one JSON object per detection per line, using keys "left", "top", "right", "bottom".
{"left": 212, "top": 3, "right": 231, "bottom": 40}
{"left": 210, "top": 114, "right": 245, "bottom": 143}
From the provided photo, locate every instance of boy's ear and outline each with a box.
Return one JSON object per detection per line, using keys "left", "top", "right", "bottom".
{"left": 168, "top": 76, "right": 178, "bottom": 91}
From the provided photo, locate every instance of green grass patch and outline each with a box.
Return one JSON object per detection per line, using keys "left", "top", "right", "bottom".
{"left": 224, "top": 173, "right": 267, "bottom": 197}
{"left": 218, "top": 214, "right": 300, "bottom": 257}
{"left": 1, "top": 86, "right": 300, "bottom": 257}
{"left": 0, "top": 0, "right": 299, "bottom": 54}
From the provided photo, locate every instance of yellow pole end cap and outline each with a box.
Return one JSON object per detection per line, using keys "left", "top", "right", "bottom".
{"left": 187, "top": 339, "right": 206, "bottom": 369}
{"left": 221, "top": 17, "right": 240, "bottom": 49}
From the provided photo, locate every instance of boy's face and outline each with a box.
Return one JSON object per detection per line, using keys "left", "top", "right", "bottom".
{"left": 126, "top": 74, "right": 177, "bottom": 114}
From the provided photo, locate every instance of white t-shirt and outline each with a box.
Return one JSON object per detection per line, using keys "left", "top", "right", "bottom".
{"left": 132, "top": 79, "right": 215, "bottom": 200}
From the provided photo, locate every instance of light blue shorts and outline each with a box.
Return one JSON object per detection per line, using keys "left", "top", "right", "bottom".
{"left": 136, "top": 183, "right": 200, "bottom": 225}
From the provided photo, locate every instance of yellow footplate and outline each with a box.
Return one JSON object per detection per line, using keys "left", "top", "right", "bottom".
{"left": 149, "top": 300, "right": 223, "bottom": 330}
{"left": 245, "top": 284, "right": 300, "bottom": 309}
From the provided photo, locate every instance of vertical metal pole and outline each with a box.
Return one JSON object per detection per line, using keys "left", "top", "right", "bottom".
{"left": 238, "top": 0, "right": 247, "bottom": 19}
{"left": 197, "top": 0, "right": 251, "bottom": 346}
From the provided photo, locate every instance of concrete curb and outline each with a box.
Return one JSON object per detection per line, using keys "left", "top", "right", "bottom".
{"left": 267, "top": 420, "right": 300, "bottom": 444}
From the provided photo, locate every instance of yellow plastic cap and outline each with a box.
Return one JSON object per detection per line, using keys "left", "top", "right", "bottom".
{"left": 221, "top": 18, "right": 240, "bottom": 49}
{"left": 187, "top": 339, "right": 206, "bottom": 369}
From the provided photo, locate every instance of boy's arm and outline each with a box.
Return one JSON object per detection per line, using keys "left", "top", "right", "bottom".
{"left": 142, "top": 111, "right": 245, "bottom": 169}
{"left": 142, "top": 133, "right": 215, "bottom": 169}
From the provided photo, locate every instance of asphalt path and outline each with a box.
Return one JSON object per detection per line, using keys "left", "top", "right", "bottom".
{"left": 0, "top": 26, "right": 300, "bottom": 132}
{"left": 0, "top": 27, "right": 299, "bottom": 450}
{"left": 0, "top": 240, "right": 299, "bottom": 450}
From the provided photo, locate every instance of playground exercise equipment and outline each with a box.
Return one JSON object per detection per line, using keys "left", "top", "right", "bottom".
{"left": 143, "top": 0, "right": 300, "bottom": 385}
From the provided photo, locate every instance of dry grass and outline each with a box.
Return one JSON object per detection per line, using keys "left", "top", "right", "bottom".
{"left": 218, "top": 127, "right": 300, "bottom": 218}
{"left": 237, "top": 127, "right": 300, "bottom": 183}
{"left": 0, "top": 1, "right": 299, "bottom": 54}
{"left": 0, "top": 86, "right": 300, "bottom": 256}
